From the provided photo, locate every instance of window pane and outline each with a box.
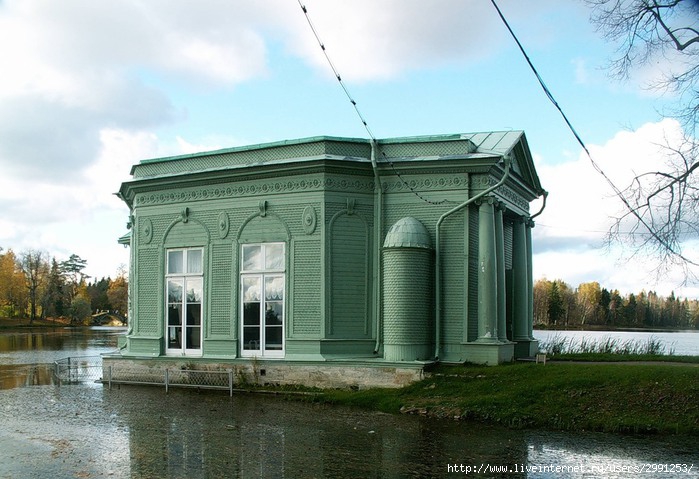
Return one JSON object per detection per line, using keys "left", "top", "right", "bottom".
{"left": 187, "top": 249, "right": 203, "bottom": 274}
{"left": 168, "top": 305, "right": 182, "bottom": 326}
{"left": 265, "top": 276, "right": 284, "bottom": 301}
{"left": 185, "top": 326, "right": 200, "bottom": 349}
{"left": 186, "top": 278, "right": 203, "bottom": 303}
{"left": 168, "top": 251, "right": 183, "bottom": 274}
{"left": 242, "top": 276, "right": 260, "bottom": 302}
{"left": 265, "top": 244, "right": 284, "bottom": 270}
{"left": 265, "top": 326, "right": 282, "bottom": 350}
{"left": 243, "top": 302, "right": 260, "bottom": 326}
{"left": 186, "top": 303, "right": 201, "bottom": 326}
{"left": 242, "top": 245, "right": 262, "bottom": 271}
{"left": 167, "top": 280, "right": 183, "bottom": 303}
{"left": 243, "top": 327, "right": 260, "bottom": 350}
{"left": 168, "top": 326, "right": 181, "bottom": 349}
{"left": 265, "top": 302, "right": 283, "bottom": 326}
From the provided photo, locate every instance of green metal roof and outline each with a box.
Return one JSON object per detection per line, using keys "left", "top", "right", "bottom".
{"left": 129, "top": 132, "right": 524, "bottom": 179}
{"left": 383, "top": 217, "right": 432, "bottom": 249}
{"left": 119, "top": 131, "right": 545, "bottom": 206}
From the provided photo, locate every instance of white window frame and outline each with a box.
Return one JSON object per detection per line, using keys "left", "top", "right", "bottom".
{"left": 240, "top": 243, "right": 286, "bottom": 358}
{"left": 165, "top": 248, "right": 204, "bottom": 356}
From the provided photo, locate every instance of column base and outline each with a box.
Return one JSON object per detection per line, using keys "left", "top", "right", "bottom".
{"left": 460, "top": 342, "right": 514, "bottom": 365}
{"left": 513, "top": 339, "right": 539, "bottom": 359}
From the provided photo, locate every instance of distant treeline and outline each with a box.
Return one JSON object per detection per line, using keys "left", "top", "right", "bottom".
{"left": 534, "top": 279, "right": 699, "bottom": 329}
{"left": 0, "top": 247, "right": 127, "bottom": 323}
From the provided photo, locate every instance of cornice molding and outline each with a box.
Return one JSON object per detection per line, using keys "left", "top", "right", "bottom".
{"left": 133, "top": 173, "right": 480, "bottom": 206}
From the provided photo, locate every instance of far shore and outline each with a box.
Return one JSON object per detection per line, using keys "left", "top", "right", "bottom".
{"left": 534, "top": 324, "right": 699, "bottom": 333}
{"left": 0, "top": 317, "right": 125, "bottom": 329}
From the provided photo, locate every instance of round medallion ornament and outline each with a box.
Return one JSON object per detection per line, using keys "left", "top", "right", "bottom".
{"left": 142, "top": 218, "right": 153, "bottom": 244}
{"left": 218, "top": 212, "right": 230, "bottom": 239}
{"left": 302, "top": 206, "right": 317, "bottom": 235}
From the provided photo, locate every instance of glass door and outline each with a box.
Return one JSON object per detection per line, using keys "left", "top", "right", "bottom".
{"left": 166, "top": 249, "right": 203, "bottom": 355}
{"left": 240, "top": 244, "right": 285, "bottom": 358}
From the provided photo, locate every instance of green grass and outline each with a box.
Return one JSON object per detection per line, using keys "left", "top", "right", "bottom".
{"left": 316, "top": 363, "right": 699, "bottom": 435}
{"left": 550, "top": 352, "right": 699, "bottom": 363}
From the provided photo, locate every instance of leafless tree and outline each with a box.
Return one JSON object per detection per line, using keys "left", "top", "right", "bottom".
{"left": 586, "top": 0, "right": 699, "bottom": 280}
{"left": 20, "top": 250, "right": 49, "bottom": 322}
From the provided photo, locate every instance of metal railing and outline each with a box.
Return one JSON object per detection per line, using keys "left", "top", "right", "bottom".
{"left": 103, "top": 366, "right": 238, "bottom": 396}
{"left": 53, "top": 357, "right": 281, "bottom": 397}
{"left": 53, "top": 355, "right": 104, "bottom": 385}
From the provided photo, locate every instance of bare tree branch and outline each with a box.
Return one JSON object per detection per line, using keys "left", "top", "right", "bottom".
{"left": 586, "top": 0, "right": 699, "bottom": 281}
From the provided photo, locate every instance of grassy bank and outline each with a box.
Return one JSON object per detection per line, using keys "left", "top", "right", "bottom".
{"left": 316, "top": 362, "right": 699, "bottom": 435}
{"left": 549, "top": 352, "right": 699, "bottom": 363}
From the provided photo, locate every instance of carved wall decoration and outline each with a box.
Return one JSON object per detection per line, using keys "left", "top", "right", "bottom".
{"left": 141, "top": 218, "right": 153, "bottom": 244}
{"left": 181, "top": 207, "right": 190, "bottom": 223}
{"left": 218, "top": 212, "right": 230, "bottom": 239}
{"left": 302, "top": 206, "right": 317, "bottom": 235}
{"left": 346, "top": 198, "right": 356, "bottom": 215}
{"left": 496, "top": 185, "right": 530, "bottom": 211}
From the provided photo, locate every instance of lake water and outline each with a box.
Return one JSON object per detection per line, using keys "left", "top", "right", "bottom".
{"left": 534, "top": 329, "right": 699, "bottom": 356}
{"left": 0, "top": 327, "right": 697, "bottom": 478}
{"left": 0, "top": 326, "right": 123, "bottom": 389}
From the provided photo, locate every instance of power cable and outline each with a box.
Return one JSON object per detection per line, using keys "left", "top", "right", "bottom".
{"left": 297, "top": 1, "right": 447, "bottom": 205}
{"left": 489, "top": 0, "right": 697, "bottom": 266}
{"left": 297, "top": 1, "right": 375, "bottom": 141}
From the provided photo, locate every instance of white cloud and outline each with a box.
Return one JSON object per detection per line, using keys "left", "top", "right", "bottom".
{"left": 0, "top": 0, "right": 575, "bottom": 181}
{"left": 281, "top": 0, "right": 565, "bottom": 81}
{"left": 533, "top": 119, "right": 696, "bottom": 296}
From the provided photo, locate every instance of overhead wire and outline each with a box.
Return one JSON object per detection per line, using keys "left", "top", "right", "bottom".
{"left": 296, "top": 0, "right": 447, "bottom": 205}
{"left": 489, "top": 0, "right": 697, "bottom": 266}
{"left": 296, "top": 0, "right": 374, "bottom": 141}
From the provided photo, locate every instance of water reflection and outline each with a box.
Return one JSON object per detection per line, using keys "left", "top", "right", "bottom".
{"left": 0, "top": 329, "right": 697, "bottom": 477}
{"left": 117, "top": 387, "right": 532, "bottom": 478}
{"left": 107, "top": 387, "right": 696, "bottom": 478}
{"left": 0, "top": 327, "right": 123, "bottom": 389}
{"left": 0, "top": 363, "right": 54, "bottom": 389}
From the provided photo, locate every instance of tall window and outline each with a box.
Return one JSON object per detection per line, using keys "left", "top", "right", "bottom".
{"left": 166, "top": 248, "right": 203, "bottom": 355}
{"left": 240, "top": 243, "right": 285, "bottom": 358}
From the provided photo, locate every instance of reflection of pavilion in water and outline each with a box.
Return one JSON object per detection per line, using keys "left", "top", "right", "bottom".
{"left": 120, "top": 391, "right": 698, "bottom": 477}
{"left": 122, "top": 392, "right": 531, "bottom": 478}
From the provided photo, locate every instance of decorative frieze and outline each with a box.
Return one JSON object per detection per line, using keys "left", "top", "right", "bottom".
{"left": 381, "top": 175, "right": 467, "bottom": 193}
{"left": 496, "top": 185, "right": 530, "bottom": 212}
{"left": 132, "top": 172, "right": 485, "bottom": 206}
{"left": 134, "top": 176, "right": 377, "bottom": 206}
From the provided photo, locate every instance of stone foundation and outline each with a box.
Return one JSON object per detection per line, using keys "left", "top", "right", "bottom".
{"left": 102, "top": 355, "right": 433, "bottom": 390}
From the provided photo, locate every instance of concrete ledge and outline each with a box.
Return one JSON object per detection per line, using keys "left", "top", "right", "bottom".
{"left": 102, "top": 355, "right": 434, "bottom": 390}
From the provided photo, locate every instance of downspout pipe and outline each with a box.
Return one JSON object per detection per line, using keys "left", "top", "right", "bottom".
{"left": 370, "top": 140, "right": 384, "bottom": 354}
{"left": 530, "top": 189, "right": 548, "bottom": 220}
{"left": 434, "top": 156, "right": 511, "bottom": 360}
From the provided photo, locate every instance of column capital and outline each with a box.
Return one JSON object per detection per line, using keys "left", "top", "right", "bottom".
{"left": 495, "top": 200, "right": 507, "bottom": 212}
{"left": 476, "top": 195, "right": 496, "bottom": 207}
{"left": 526, "top": 218, "right": 536, "bottom": 228}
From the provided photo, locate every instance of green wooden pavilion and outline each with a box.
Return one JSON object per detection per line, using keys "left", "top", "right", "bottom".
{"left": 107, "top": 132, "right": 545, "bottom": 388}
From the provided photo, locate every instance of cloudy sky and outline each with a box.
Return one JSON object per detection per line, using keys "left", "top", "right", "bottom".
{"left": 0, "top": 0, "right": 696, "bottom": 297}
